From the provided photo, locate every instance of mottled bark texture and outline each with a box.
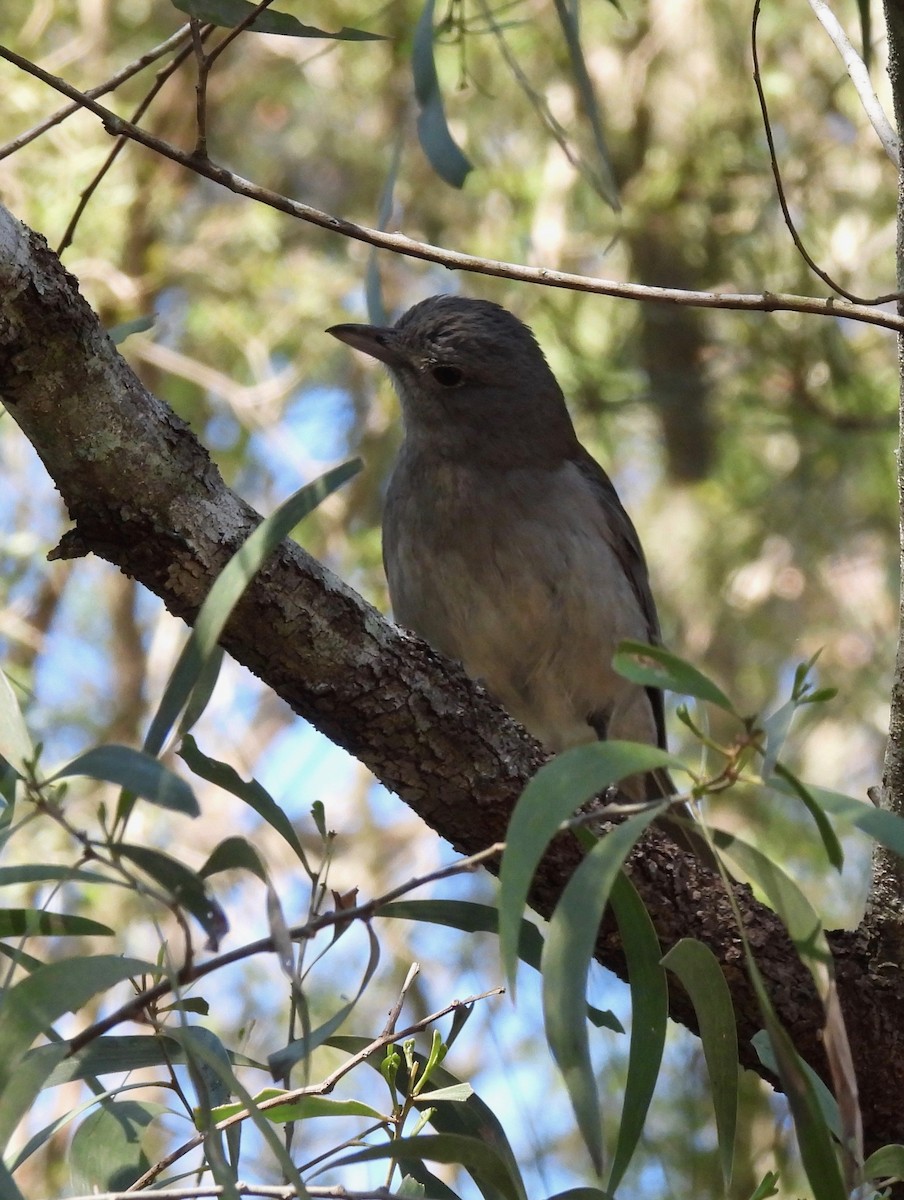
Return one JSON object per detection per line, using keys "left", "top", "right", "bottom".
{"left": 871, "top": 2, "right": 904, "bottom": 962}
{"left": 1, "top": 204, "right": 903, "bottom": 1152}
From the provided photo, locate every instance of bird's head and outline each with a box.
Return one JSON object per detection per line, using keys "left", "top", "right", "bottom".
{"left": 327, "top": 295, "right": 577, "bottom": 463}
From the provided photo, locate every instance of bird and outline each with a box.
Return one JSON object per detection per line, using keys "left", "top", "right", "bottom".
{"left": 327, "top": 294, "right": 674, "bottom": 808}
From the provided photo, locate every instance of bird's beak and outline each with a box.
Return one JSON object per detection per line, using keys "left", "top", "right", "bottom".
{"left": 326, "top": 322, "right": 408, "bottom": 369}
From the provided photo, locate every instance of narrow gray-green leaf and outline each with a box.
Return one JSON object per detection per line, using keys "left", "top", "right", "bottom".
{"left": 662, "top": 939, "right": 738, "bottom": 1189}
{"left": 542, "top": 809, "right": 659, "bottom": 1174}
{"left": 0, "top": 955, "right": 152, "bottom": 1148}
{"left": 69, "top": 1100, "right": 162, "bottom": 1193}
{"left": 412, "top": 0, "right": 472, "bottom": 187}
{"left": 168, "top": 1025, "right": 308, "bottom": 1197}
{"left": 0, "top": 865, "right": 110, "bottom": 887}
{"left": 116, "top": 844, "right": 228, "bottom": 950}
{"left": 613, "top": 641, "right": 737, "bottom": 714}
{"left": 714, "top": 832, "right": 831, "bottom": 997}
{"left": 0, "top": 1042, "right": 69, "bottom": 1155}
{"left": 336, "top": 1134, "right": 525, "bottom": 1200}
{"left": 777, "top": 779, "right": 904, "bottom": 861}
{"left": 0, "top": 910, "right": 113, "bottom": 937}
{"left": 171, "top": 0, "right": 385, "bottom": 38}
{"left": 179, "top": 735, "right": 308, "bottom": 865}
{"left": 332, "top": 1036, "right": 521, "bottom": 1200}
{"left": 606, "top": 871, "right": 668, "bottom": 1193}
{"left": 52, "top": 744, "right": 199, "bottom": 816}
{"left": 751, "top": 1030, "right": 840, "bottom": 1139}
{"left": 0, "top": 1159, "right": 25, "bottom": 1200}
{"left": 200, "top": 835, "right": 268, "bottom": 882}
{"left": 499, "top": 740, "right": 677, "bottom": 991}
{"left": 769, "top": 765, "right": 843, "bottom": 870}
{"left": 145, "top": 459, "right": 360, "bottom": 756}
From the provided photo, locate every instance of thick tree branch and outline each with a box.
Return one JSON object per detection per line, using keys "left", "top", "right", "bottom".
{"left": 0, "top": 204, "right": 902, "bottom": 1153}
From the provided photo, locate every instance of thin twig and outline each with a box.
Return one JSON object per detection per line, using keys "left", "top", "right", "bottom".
{"left": 57, "top": 29, "right": 210, "bottom": 255}
{"left": 66, "top": 844, "right": 504, "bottom": 1055}
{"left": 190, "top": 19, "right": 211, "bottom": 158}
{"left": 1, "top": 43, "right": 901, "bottom": 332}
{"left": 381, "top": 962, "right": 420, "bottom": 1036}
{"left": 128, "top": 986, "right": 502, "bottom": 1190}
{"left": 807, "top": 0, "right": 899, "bottom": 166}
{"left": 751, "top": 0, "right": 900, "bottom": 306}
{"left": 0, "top": 26, "right": 194, "bottom": 160}
{"left": 62, "top": 1186, "right": 399, "bottom": 1200}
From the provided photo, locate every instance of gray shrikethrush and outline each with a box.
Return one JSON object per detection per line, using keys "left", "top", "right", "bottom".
{"left": 328, "top": 294, "right": 678, "bottom": 809}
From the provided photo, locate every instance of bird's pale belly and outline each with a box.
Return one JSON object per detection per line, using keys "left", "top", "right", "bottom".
{"left": 387, "top": 517, "right": 657, "bottom": 752}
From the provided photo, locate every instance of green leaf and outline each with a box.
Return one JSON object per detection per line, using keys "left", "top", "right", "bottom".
{"left": 37, "top": 1033, "right": 264, "bottom": 1090}
{"left": 168, "top": 1026, "right": 308, "bottom": 1197}
{"left": 864, "top": 1144, "right": 904, "bottom": 1184}
{"left": 179, "top": 736, "right": 308, "bottom": 865}
{"left": 613, "top": 642, "right": 737, "bottom": 714}
{"left": 210, "top": 1091, "right": 385, "bottom": 1124}
{"left": 107, "top": 314, "right": 154, "bottom": 344}
{"left": 69, "top": 1100, "right": 162, "bottom": 1192}
{"left": 417, "top": 1083, "right": 474, "bottom": 1102}
{"left": 0, "top": 955, "right": 153, "bottom": 1151}
{"left": 200, "top": 835, "right": 268, "bottom": 882}
{"left": 752, "top": 1011, "right": 845, "bottom": 1200}
{"left": 778, "top": 781, "right": 904, "bottom": 861}
{"left": 0, "top": 865, "right": 110, "bottom": 887}
{"left": 751, "top": 1031, "right": 840, "bottom": 1140}
{"left": 714, "top": 833, "right": 832, "bottom": 997}
{"left": 662, "top": 939, "right": 738, "bottom": 1189}
{"left": 51, "top": 744, "right": 199, "bottom": 816}
{"left": 333, "top": 1036, "right": 522, "bottom": 1200}
{"left": 748, "top": 1170, "right": 780, "bottom": 1200}
{"left": 499, "top": 740, "right": 676, "bottom": 990}
{"left": 542, "top": 810, "right": 659, "bottom": 1174}
{"left": 171, "top": 0, "right": 385, "bottom": 38}
{"left": 606, "top": 873, "right": 668, "bottom": 1193}
{"left": 0, "top": 669, "right": 32, "bottom": 776}
{"left": 412, "top": 0, "right": 472, "bottom": 187}
{"left": 145, "top": 460, "right": 360, "bottom": 757}
{"left": 0, "top": 1159, "right": 25, "bottom": 1200}
{"left": 0, "top": 1042, "right": 69, "bottom": 1158}
{"left": 769, "top": 764, "right": 843, "bottom": 870}
{"left": 116, "top": 844, "right": 228, "bottom": 950}
{"left": 381, "top": 899, "right": 621, "bottom": 1031}
{"left": 335, "top": 1134, "right": 526, "bottom": 1200}
{"left": 0, "top": 910, "right": 113, "bottom": 937}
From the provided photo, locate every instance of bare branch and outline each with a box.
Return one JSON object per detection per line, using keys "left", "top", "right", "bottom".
{"left": 808, "top": 0, "right": 900, "bottom": 166}
{"left": 0, "top": 25, "right": 194, "bottom": 160}
{"left": 0, "top": 42, "right": 901, "bottom": 332}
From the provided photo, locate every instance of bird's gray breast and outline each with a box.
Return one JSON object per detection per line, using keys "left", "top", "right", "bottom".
{"left": 382, "top": 450, "right": 657, "bottom": 751}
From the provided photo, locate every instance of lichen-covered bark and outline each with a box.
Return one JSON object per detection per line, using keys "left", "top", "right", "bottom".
{"left": 870, "top": 3, "right": 904, "bottom": 959}
{"left": 2, "top": 203, "right": 904, "bottom": 1152}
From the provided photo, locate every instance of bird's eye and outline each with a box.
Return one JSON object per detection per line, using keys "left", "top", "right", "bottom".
{"left": 431, "top": 364, "right": 464, "bottom": 387}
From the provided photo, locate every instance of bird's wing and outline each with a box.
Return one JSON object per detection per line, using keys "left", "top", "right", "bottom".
{"left": 572, "top": 446, "right": 668, "bottom": 752}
